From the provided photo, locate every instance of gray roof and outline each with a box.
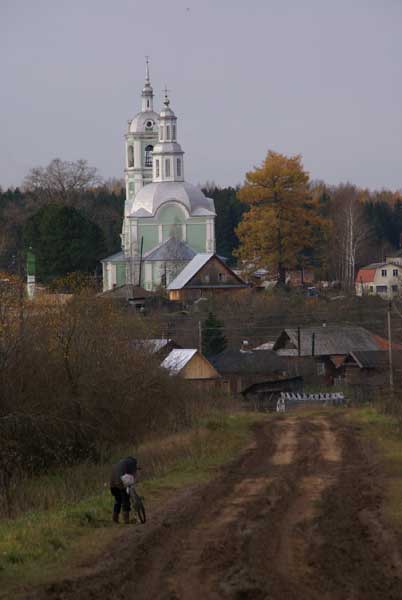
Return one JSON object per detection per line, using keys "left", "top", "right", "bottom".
{"left": 273, "top": 326, "right": 383, "bottom": 356}
{"left": 143, "top": 237, "right": 196, "bottom": 262}
{"left": 101, "top": 251, "right": 125, "bottom": 264}
{"left": 98, "top": 284, "right": 153, "bottom": 299}
{"left": 132, "top": 338, "right": 180, "bottom": 354}
{"left": 167, "top": 253, "right": 214, "bottom": 290}
{"left": 349, "top": 350, "right": 402, "bottom": 369}
{"left": 130, "top": 181, "right": 216, "bottom": 217}
{"left": 211, "top": 350, "right": 288, "bottom": 375}
{"left": 161, "top": 349, "right": 198, "bottom": 375}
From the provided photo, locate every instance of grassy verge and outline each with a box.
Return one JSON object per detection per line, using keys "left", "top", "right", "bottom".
{"left": 347, "top": 406, "right": 402, "bottom": 529}
{"left": 0, "top": 412, "right": 263, "bottom": 594}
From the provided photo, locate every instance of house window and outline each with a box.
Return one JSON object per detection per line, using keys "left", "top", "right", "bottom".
{"left": 376, "top": 285, "right": 387, "bottom": 293}
{"left": 155, "top": 159, "right": 160, "bottom": 178}
{"left": 166, "top": 125, "right": 170, "bottom": 140}
{"left": 177, "top": 158, "right": 181, "bottom": 177}
{"left": 381, "top": 269, "right": 387, "bottom": 277}
{"left": 393, "top": 269, "right": 398, "bottom": 277}
{"left": 392, "top": 285, "right": 398, "bottom": 292}
{"left": 218, "top": 272, "right": 226, "bottom": 282}
{"left": 204, "top": 274, "right": 210, "bottom": 283}
{"left": 145, "top": 145, "right": 153, "bottom": 167}
{"left": 369, "top": 286, "right": 374, "bottom": 293}
{"left": 127, "top": 145, "right": 134, "bottom": 168}
{"left": 165, "top": 158, "right": 171, "bottom": 177}
{"left": 317, "top": 362, "right": 325, "bottom": 376}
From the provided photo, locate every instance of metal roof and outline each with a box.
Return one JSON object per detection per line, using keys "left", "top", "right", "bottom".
{"left": 143, "top": 238, "right": 196, "bottom": 262}
{"left": 167, "top": 254, "right": 214, "bottom": 290}
{"left": 273, "top": 326, "right": 383, "bottom": 356}
{"left": 130, "top": 181, "right": 216, "bottom": 217}
{"left": 161, "top": 349, "right": 198, "bottom": 375}
{"left": 211, "top": 350, "right": 288, "bottom": 375}
{"left": 349, "top": 350, "right": 402, "bottom": 369}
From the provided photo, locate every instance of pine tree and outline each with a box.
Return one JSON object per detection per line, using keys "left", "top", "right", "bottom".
{"left": 202, "top": 311, "right": 227, "bottom": 357}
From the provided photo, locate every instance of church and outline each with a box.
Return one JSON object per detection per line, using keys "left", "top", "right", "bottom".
{"left": 102, "top": 63, "right": 216, "bottom": 292}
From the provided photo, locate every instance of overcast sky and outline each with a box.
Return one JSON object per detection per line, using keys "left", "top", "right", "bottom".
{"left": 1, "top": 0, "right": 402, "bottom": 190}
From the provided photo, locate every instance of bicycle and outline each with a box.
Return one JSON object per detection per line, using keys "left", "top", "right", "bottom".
{"left": 128, "top": 484, "right": 146, "bottom": 524}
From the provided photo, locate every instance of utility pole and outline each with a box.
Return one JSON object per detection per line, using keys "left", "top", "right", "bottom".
{"left": 198, "top": 320, "right": 202, "bottom": 353}
{"left": 388, "top": 301, "right": 394, "bottom": 391}
{"left": 297, "top": 326, "right": 301, "bottom": 357}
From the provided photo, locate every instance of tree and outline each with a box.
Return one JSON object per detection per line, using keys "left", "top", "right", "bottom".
{"left": 202, "top": 185, "right": 245, "bottom": 261}
{"left": 23, "top": 158, "right": 101, "bottom": 204}
{"left": 329, "top": 185, "right": 372, "bottom": 288}
{"left": 202, "top": 311, "right": 227, "bottom": 357}
{"left": 23, "top": 204, "right": 106, "bottom": 280}
{"left": 235, "top": 151, "right": 328, "bottom": 285}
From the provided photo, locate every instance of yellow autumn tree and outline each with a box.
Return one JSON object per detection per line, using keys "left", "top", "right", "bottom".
{"left": 236, "top": 151, "right": 327, "bottom": 285}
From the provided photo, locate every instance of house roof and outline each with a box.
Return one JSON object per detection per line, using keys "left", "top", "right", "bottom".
{"left": 356, "top": 268, "right": 376, "bottom": 283}
{"left": 167, "top": 254, "right": 213, "bottom": 290}
{"left": 132, "top": 338, "right": 180, "bottom": 354}
{"left": 167, "top": 253, "right": 248, "bottom": 291}
{"left": 273, "top": 326, "right": 384, "bottom": 356}
{"left": 211, "top": 349, "right": 288, "bottom": 375}
{"left": 98, "top": 284, "right": 154, "bottom": 299}
{"left": 143, "top": 238, "right": 196, "bottom": 262}
{"left": 101, "top": 251, "right": 125, "bottom": 264}
{"left": 161, "top": 349, "right": 198, "bottom": 375}
{"left": 348, "top": 349, "right": 402, "bottom": 369}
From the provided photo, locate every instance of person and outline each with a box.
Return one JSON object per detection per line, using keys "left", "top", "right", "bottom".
{"left": 110, "top": 456, "right": 138, "bottom": 524}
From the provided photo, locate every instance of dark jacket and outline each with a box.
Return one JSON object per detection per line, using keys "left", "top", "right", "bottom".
{"left": 110, "top": 456, "right": 138, "bottom": 489}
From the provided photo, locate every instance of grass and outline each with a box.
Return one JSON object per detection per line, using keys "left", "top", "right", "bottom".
{"left": 347, "top": 406, "right": 402, "bottom": 529}
{"left": 0, "top": 411, "right": 264, "bottom": 594}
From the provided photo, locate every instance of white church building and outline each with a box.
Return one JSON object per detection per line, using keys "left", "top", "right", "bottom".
{"left": 102, "top": 63, "right": 216, "bottom": 292}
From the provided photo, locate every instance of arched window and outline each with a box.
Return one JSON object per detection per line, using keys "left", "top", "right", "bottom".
{"left": 172, "top": 124, "right": 176, "bottom": 140}
{"left": 165, "top": 158, "right": 171, "bottom": 177}
{"left": 145, "top": 145, "right": 153, "bottom": 167}
{"left": 128, "top": 145, "right": 134, "bottom": 168}
{"left": 160, "top": 126, "right": 164, "bottom": 141}
{"left": 155, "top": 159, "right": 160, "bottom": 178}
{"left": 176, "top": 158, "right": 181, "bottom": 177}
{"left": 166, "top": 125, "right": 170, "bottom": 140}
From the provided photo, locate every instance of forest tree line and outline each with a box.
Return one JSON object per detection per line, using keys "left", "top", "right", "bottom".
{"left": 1, "top": 156, "right": 402, "bottom": 286}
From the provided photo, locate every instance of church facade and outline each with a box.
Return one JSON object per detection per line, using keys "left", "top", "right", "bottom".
{"left": 102, "top": 64, "right": 216, "bottom": 292}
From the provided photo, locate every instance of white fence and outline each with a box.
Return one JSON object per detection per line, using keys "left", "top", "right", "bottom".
{"left": 276, "top": 391, "right": 345, "bottom": 412}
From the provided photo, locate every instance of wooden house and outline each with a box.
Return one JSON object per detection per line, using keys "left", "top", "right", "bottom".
{"left": 167, "top": 253, "right": 249, "bottom": 302}
{"left": 272, "top": 325, "right": 395, "bottom": 385}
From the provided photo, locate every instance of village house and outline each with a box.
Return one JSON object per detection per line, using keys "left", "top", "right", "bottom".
{"left": 272, "top": 325, "right": 394, "bottom": 385}
{"left": 210, "top": 349, "right": 303, "bottom": 409}
{"left": 355, "top": 261, "right": 401, "bottom": 298}
{"left": 167, "top": 253, "right": 249, "bottom": 302}
{"left": 339, "top": 350, "right": 402, "bottom": 389}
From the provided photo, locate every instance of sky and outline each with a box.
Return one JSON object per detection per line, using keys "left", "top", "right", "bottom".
{"left": 1, "top": 0, "right": 402, "bottom": 190}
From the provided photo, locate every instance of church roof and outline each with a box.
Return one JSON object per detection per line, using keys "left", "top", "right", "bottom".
{"left": 130, "top": 181, "right": 215, "bottom": 217}
{"left": 143, "top": 238, "right": 196, "bottom": 261}
{"left": 129, "top": 110, "right": 159, "bottom": 134}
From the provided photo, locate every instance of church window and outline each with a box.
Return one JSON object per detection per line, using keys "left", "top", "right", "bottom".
{"left": 156, "top": 159, "right": 160, "bottom": 178}
{"left": 172, "top": 124, "right": 176, "bottom": 140}
{"left": 177, "top": 158, "right": 181, "bottom": 177}
{"left": 145, "top": 145, "right": 153, "bottom": 167}
{"left": 147, "top": 99, "right": 150, "bottom": 108}
{"left": 128, "top": 145, "right": 134, "bottom": 168}
{"left": 165, "top": 159, "right": 171, "bottom": 177}
{"left": 160, "top": 126, "right": 164, "bottom": 141}
{"left": 166, "top": 125, "right": 170, "bottom": 140}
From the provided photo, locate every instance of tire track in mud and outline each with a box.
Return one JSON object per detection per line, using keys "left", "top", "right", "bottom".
{"left": 21, "top": 414, "right": 402, "bottom": 600}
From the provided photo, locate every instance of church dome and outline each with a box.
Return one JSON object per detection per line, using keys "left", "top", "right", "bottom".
{"left": 129, "top": 110, "right": 159, "bottom": 134}
{"left": 130, "top": 181, "right": 216, "bottom": 217}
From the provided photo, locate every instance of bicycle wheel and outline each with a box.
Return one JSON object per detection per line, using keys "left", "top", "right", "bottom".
{"left": 134, "top": 494, "right": 146, "bottom": 524}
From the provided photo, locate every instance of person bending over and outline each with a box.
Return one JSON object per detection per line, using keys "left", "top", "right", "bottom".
{"left": 110, "top": 456, "right": 138, "bottom": 524}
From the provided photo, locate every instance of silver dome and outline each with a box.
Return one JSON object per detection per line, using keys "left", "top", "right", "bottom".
{"left": 130, "top": 181, "right": 216, "bottom": 217}
{"left": 129, "top": 110, "right": 159, "bottom": 134}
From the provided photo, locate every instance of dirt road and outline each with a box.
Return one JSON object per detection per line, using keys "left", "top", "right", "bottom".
{"left": 26, "top": 413, "right": 402, "bottom": 600}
